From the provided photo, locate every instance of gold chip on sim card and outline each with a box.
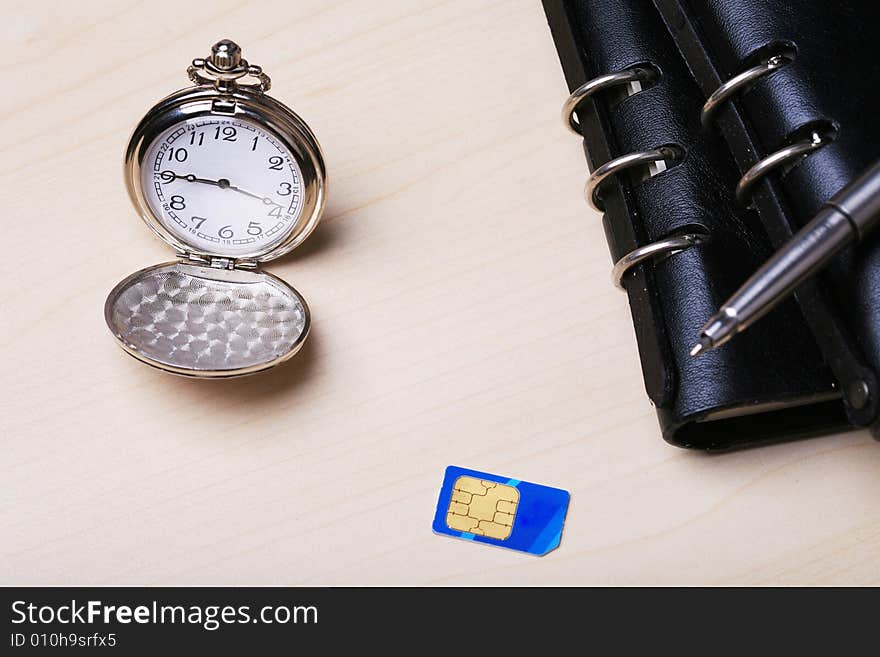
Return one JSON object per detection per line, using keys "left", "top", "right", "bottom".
{"left": 445, "top": 476, "right": 520, "bottom": 540}
{"left": 432, "top": 466, "right": 569, "bottom": 555}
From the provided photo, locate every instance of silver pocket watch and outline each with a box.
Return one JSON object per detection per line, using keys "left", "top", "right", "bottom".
{"left": 105, "top": 40, "right": 325, "bottom": 378}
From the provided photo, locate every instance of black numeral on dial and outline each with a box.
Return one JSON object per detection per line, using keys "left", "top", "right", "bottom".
{"left": 167, "top": 148, "right": 188, "bottom": 163}
{"left": 277, "top": 182, "right": 292, "bottom": 196}
{"left": 170, "top": 195, "right": 186, "bottom": 210}
{"left": 247, "top": 221, "right": 262, "bottom": 236}
{"left": 218, "top": 225, "right": 234, "bottom": 239}
{"left": 215, "top": 126, "right": 237, "bottom": 141}
{"left": 268, "top": 156, "right": 284, "bottom": 170}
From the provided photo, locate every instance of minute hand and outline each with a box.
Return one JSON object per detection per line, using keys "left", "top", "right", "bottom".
{"left": 225, "top": 184, "right": 263, "bottom": 201}
{"left": 227, "top": 183, "right": 283, "bottom": 208}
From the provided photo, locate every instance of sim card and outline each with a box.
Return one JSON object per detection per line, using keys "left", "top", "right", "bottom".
{"left": 432, "top": 466, "right": 570, "bottom": 556}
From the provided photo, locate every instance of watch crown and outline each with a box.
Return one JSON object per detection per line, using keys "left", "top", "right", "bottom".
{"left": 210, "top": 39, "right": 242, "bottom": 70}
{"left": 188, "top": 40, "right": 270, "bottom": 92}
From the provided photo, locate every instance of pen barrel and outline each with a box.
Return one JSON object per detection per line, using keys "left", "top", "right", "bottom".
{"left": 723, "top": 206, "right": 856, "bottom": 333}
{"left": 828, "top": 159, "right": 880, "bottom": 238}
{"left": 698, "top": 159, "right": 880, "bottom": 352}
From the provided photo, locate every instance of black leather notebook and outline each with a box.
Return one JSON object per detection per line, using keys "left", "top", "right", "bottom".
{"left": 543, "top": 0, "right": 880, "bottom": 449}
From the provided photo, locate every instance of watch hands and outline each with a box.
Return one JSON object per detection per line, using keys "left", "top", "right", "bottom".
{"left": 160, "top": 170, "right": 284, "bottom": 208}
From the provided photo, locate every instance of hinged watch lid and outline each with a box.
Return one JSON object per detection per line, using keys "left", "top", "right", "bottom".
{"left": 105, "top": 262, "right": 309, "bottom": 377}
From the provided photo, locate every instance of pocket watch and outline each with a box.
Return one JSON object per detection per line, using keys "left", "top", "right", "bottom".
{"left": 105, "top": 40, "right": 325, "bottom": 378}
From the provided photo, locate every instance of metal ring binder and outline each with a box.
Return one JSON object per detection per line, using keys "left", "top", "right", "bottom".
{"left": 700, "top": 53, "right": 792, "bottom": 128}
{"left": 559, "top": 68, "right": 702, "bottom": 293}
{"left": 612, "top": 233, "right": 704, "bottom": 289}
{"left": 562, "top": 67, "right": 655, "bottom": 135}
{"left": 585, "top": 146, "right": 679, "bottom": 211}
{"left": 735, "top": 130, "right": 829, "bottom": 203}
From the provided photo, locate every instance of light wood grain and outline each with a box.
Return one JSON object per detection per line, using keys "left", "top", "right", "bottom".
{"left": 2, "top": 0, "right": 879, "bottom": 585}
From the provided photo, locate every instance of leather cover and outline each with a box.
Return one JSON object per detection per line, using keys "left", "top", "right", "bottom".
{"left": 541, "top": 0, "right": 880, "bottom": 449}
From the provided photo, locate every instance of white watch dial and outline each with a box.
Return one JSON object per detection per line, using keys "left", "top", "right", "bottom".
{"left": 141, "top": 117, "right": 304, "bottom": 257}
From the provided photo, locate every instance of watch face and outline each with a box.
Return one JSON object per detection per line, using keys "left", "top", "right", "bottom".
{"left": 140, "top": 116, "right": 305, "bottom": 257}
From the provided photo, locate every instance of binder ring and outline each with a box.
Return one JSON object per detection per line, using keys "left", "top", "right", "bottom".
{"left": 585, "top": 146, "right": 680, "bottom": 211}
{"left": 562, "top": 67, "right": 655, "bottom": 135}
{"left": 700, "top": 53, "right": 791, "bottom": 128}
{"left": 612, "top": 233, "right": 704, "bottom": 289}
{"left": 736, "top": 130, "right": 829, "bottom": 203}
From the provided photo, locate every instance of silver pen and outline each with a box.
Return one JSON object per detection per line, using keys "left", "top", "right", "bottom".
{"left": 691, "top": 159, "right": 880, "bottom": 357}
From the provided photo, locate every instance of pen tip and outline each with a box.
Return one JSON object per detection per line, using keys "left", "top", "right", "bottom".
{"left": 690, "top": 337, "right": 711, "bottom": 358}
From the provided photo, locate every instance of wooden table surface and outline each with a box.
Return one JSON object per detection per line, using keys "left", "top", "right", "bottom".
{"left": 3, "top": 0, "right": 879, "bottom": 586}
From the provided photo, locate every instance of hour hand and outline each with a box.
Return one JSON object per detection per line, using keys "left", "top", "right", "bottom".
{"left": 160, "top": 170, "right": 221, "bottom": 186}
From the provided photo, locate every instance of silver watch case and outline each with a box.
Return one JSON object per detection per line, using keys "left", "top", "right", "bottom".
{"left": 105, "top": 85, "right": 325, "bottom": 378}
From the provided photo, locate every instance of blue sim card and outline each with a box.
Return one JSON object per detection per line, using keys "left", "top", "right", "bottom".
{"left": 432, "top": 466, "right": 570, "bottom": 556}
